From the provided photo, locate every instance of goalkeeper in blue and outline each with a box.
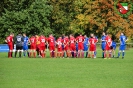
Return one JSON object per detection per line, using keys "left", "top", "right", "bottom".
{"left": 117, "top": 32, "right": 128, "bottom": 59}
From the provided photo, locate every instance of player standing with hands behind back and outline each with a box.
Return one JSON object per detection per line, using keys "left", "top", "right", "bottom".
{"left": 14, "top": 34, "right": 24, "bottom": 58}
{"left": 117, "top": 32, "right": 127, "bottom": 59}
{"left": 88, "top": 33, "right": 97, "bottom": 58}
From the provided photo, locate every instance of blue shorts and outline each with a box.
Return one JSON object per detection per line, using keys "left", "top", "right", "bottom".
{"left": 23, "top": 45, "right": 28, "bottom": 50}
{"left": 84, "top": 46, "right": 88, "bottom": 51}
{"left": 101, "top": 44, "right": 106, "bottom": 50}
{"left": 119, "top": 45, "right": 126, "bottom": 51}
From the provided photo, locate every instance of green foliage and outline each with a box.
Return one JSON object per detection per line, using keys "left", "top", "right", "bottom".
{"left": 0, "top": 0, "right": 133, "bottom": 43}
{"left": 0, "top": 0, "right": 53, "bottom": 43}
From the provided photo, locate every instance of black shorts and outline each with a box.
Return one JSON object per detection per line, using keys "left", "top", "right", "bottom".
{"left": 16, "top": 45, "right": 23, "bottom": 50}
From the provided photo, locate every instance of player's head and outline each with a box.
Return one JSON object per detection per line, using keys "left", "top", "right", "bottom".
{"left": 23, "top": 33, "right": 26, "bottom": 37}
{"left": 78, "top": 33, "right": 82, "bottom": 36}
{"left": 40, "top": 35, "right": 44, "bottom": 37}
{"left": 84, "top": 35, "right": 87, "bottom": 38}
{"left": 10, "top": 33, "right": 14, "bottom": 37}
{"left": 102, "top": 32, "right": 106, "bottom": 36}
{"left": 59, "top": 37, "right": 62, "bottom": 39}
{"left": 49, "top": 34, "right": 53, "bottom": 37}
{"left": 65, "top": 36, "right": 68, "bottom": 38}
{"left": 70, "top": 34, "right": 72, "bottom": 37}
{"left": 90, "top": 33, "right": 94, "bottom": 38}
{"left": 121, "top": 32, "right": 124, "bottom": 36}
{"left": 18, "top": 33, "right": 22, "bottom": 36}
{"left": 62, "top": 34, "right": 65, "bottom": 37}
{"left": 35, "top": 35, "right": 38, "bottom": 37}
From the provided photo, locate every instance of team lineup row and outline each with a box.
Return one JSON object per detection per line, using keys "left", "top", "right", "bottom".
{"left": 5, "top": 32, "right": 127, "bottom": 59}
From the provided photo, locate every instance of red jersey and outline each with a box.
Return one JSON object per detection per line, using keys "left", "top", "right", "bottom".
{"left": 76, "top": 36, "right": 84, "bottom": 44}
{"left": 30, "top": 36, "right": 36, "bottom": 45}
{"left": 56, "top": 38, "right": 63, "bottom": 48}
{"left": 70, "top": 37, "right": 75, "bottom": 45}
{"left": 89, "top": 38, "right": 97, "bottom": 47}
{"left": 63, "top": 37, "right": 69, "bottom": 45}
{"left": 40, "top": 36, "right": 47, "bottom": 46}
{"left": 105, "top": 36, "right": 112, "bottom": 47}
{"left": 6, "top": 36, "right": 13, "bottom": 45}
{"left": 48, "top": 37, "right": 55, "bottom": 46}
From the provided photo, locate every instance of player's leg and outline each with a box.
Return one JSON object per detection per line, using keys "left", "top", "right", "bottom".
{"left": 84, "top": 47, "right": 88, "bottom": 58}
{"left": 104, "top": 50, "right": 107, "bottom": 59}
{"left": 122, "top": 45, "right": 126, "bottom": 59}
{"left": 69, "top": 46, "right": 73, "bottom": 58}
{"left": 108, "top": 47, "right": 112, "bottom": 58}
{"left": 73, "top": 46, "right": 77, "bottom": 58}
{"left": 23, "top": 46, "right": 26, "bottom": 57}
{"left": 42, "top": 46, "right": 46, "bottom": 58}
{"left": 8, "top": 44, "right": 13, "bottom": 58}
{"left": 102, "top": 45, "right": 105, "bottom": 58}
{"left": 57, "top": 48, "right": 59, "bottom": 58}
{"left": 29, "top": 49, "right": 32, "bottom": 58}
{"left": 33, "top": 45, "right": 36, "bottom": 58}
{"left": 66, "top": 46, "right": 70, "bottom": 58}
{"left": 88, "top": 48, "right": 90, "bottom": 58}
{"left": 118, "top": 45, "right": 122, "bottom": 58}
{"left": 19, "top": 46, "right": 23, "bottom": 58}
{"left": 29, "top": 45, "right": 33, "bottom": 57}
{"left": 94, "top": 51, "right": 96, "bottom": 58}
{"left": 33, "top": 49, "right": 36, "bottom": 58}
{"left": 92, "top": 51, "right": 95, "bottom": 58}
{"left": 51, "top": 46, "right": 56, "bottom": 58}
{"left": 49, "top": 45, "right": 52, "bottom": 58}
{"left": 122, "top": 50, "right": 125, "bottom": 59}
{"left": 25, "top": 45, "right": 29, "bottom": 57}
{"left": 15, "top": 45, "right": 18, "bottom": 58}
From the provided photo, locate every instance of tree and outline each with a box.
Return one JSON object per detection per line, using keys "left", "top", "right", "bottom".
{"left": 0, "top": 0, "right": 53, "bottom": 43}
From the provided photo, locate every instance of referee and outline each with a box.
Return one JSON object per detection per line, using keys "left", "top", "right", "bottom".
{"left": 14, "top": 34, "right": 24, "bottom": 58}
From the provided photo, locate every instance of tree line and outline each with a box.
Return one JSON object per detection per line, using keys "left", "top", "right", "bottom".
{"left": 0, "top": 0, "right": 133, "bottom": 43}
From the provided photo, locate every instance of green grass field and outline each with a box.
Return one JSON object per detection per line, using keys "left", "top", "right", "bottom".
{"left": 0, "top": 48, "right": 133, "bottom": 88}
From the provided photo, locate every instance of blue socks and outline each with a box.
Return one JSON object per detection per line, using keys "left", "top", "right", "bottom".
{"left": 122, "top": 52, "right": 125, "bottom": 57}
{"left": 118, "top": 52, "right": 120, "bottom": 57}
{"left": 102, "top": 51, "right": 104, "bottom": 58}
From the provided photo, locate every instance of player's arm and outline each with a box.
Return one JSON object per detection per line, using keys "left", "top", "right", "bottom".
{"left": 125, "top": 37, "right": 128, "bottom": 42}
{"left": 96, "top": 38, "right": 98, "bottom": 43}
{"left": 5, "top": 38, "right": 7, "bottom": 43}
{"left": 101, "top": 38, "right": 105, "bottom": 42}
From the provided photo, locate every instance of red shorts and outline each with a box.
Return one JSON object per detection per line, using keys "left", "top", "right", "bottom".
{"left": 70, "top": 45, "right": 75, "bottom": 51}
{"left": 40, "top": 46, "right": 46, "bottom": 51}
{"left": 8, "top": 44, "right": 13, "bottom": 50}
{"left": 78, "top": 44, "right": 83, "bottom": 50}
{"left": 30, "top": 45, "right": 36, "bottom": 49}
{"left": 57, "top": 48, "right": 62, "bottom": 52}
{"left": 89, "top": 46, "right": 95, "bottom": 51}
{"left": 64, "top": 45, "right": 69, "bottom": 51}
{"left": 105, "top": 46, "right": 110, "bottom": 50}
{"left": 36, "top": 44, "right": 41, "bottom": 50}
{"left": 49, "top": 45, "right": 55, "bottom": 51}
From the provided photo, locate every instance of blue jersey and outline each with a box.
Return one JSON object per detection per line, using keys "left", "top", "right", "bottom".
{"left": 120, "top": 35, "right": 127, "bottom": 45}
{"left": 101, "top": 35, "right": 106, "bottom": 45}
{"left": 101, "top": 35, "right": 106, "bottom": 50}
{"left": 112, "top": 41, "right": 116, "bottom": 49}
{"left": 84, "top": 37, "right": 89, "bottom": 45}
{"left": 23, "top": 36, "right": 29, "bottom": 46}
